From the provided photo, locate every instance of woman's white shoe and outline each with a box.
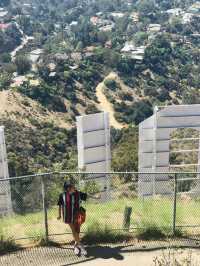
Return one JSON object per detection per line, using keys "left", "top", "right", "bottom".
{"left": 74, "top": 245, "right": 81, "bottom": 256}
{"left": 79, "top": 244, "right": 87, "bottom": 256}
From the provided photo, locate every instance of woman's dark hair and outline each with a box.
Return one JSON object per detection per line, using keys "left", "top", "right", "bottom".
{"left": 63, "top": 179, "right": 76, "bottom": 191}
{"left": 63, "top": 181, "right": 72, "bottom": 191}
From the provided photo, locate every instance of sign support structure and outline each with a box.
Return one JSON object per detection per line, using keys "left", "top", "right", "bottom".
{"left": 139, "top": 104, "right": 200, "bottom": 197}
{"left": 0, "top": 126, "right": 12, "bottom": 216}
{"left": 76, "top": 112, "right": 111, "bottom": 201}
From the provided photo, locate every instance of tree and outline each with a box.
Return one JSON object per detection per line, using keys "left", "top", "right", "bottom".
{"left": 131, "top": 100, "right": 153, "bottom": 125}
{"left": 167, "top": 17, "right": 183, "bottom": 33}
{"left": 115, "top": 100, "right": 153, "bottom": 124}
{"left": 137, "top": 0, "right": 157, "bottom": 14}
{"left": 0, "top": 0, "right": 10, "bottom": 7}
{"left": 104, "top": 79, "right": 119, "bottom": 91}
{"left": 15, "top": 55, "right": 31, "bottom": 75}
{"left": 134, "top": 31, "right": 148, "bottom": 46}
{"left": 0, "top": 53, "right": 11, "bottom": 63}
{"left": 0, "top": 72, "right": 12, "bottom": 90}
{"left": 144, "top": 34, "right": 172, "bottom": 73}
{"left": 156, "top": 0, "right": 172, "bottom": 10}
{"left": 97, "top": 31, "right": 108, "bottom": 45}
{"left": 18, "top": 15, "right": 33, "bottom": 35}
{"left": 112, "top": 127, "right": 138, "bottom": 173}
{"left": 85, "top": 104, "right": 99, "bottom": 114}
{"left": 182, "top": 89, "right": 200, "bottom": 104}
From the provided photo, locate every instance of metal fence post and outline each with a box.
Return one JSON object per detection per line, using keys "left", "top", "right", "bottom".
{"left": 173, "top": 173, "right": 177, "bottom": 236}
{"left": 123, "top": 206, "right": 132, "bottom": 231}
{"left": 41, "top": 175, "right": 49, "bottom": 241}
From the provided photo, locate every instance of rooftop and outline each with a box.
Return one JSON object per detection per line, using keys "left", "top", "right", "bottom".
{"left": 0, "top": 23, "right": 9, "bottom": 30}
{"left": 166, "top": 8, "right": 183, "bottom": 16}
{"left": 148, "top": 24, "right": 161, "bottom": 32}
{"left": 99, "top": 23, "right": 114, "bottom": 32}
{"left": 70, "top": 21, "right": 78, "bottom": 27}
{"left": 121, "top": 42, "right": 136, "bottom": 52}
{"left": 0, "top": 10, "right": 8, "bottom": 18}
{"left": 49, "top": 72, "right": 56, "bottom": 77}
{"left": 121, "top": 42, "right": 145, "bottom": 60}
{"left": 182, "top": 13, "right": 194, "bottom": 24}
{"left": 130, "top": 12, "right": 139, "bottom": 22}
{"left": 29, "top": 49, "right": 43, "bottom": 63}
{"left": 110, "top": 12, "right": 125, "bottom": 18}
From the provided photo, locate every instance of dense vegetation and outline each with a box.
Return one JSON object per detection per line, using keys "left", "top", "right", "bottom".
{"left": 0, "top": 116, "right": 77, "bottom": 176}
{"left": 0, "top": 0, "right": 199, "bottom": 177}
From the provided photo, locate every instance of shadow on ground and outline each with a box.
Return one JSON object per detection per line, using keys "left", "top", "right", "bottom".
{"left": 62, "top": 245, "right": 126, "bottom": 266}
{"left": 1, "top": 238, "right": 200, "bottom": 266}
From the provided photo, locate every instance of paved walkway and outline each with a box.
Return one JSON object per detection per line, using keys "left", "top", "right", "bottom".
{"left": 81, "top": 249, "right": 200, "bottom": 266}
{"left": 1, "top": 240, "right": 200, "bottom": 266}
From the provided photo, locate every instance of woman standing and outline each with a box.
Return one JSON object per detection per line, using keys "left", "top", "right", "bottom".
{"left": 57, "top": 180, "right": 87, "bottom": 256}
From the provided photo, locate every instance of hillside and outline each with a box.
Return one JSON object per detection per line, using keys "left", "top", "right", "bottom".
{"left": 0, "top": 90, "right": 71, "bottom": 128}
{"left": 0, "top": 0, "right": 200, "bottom": 175}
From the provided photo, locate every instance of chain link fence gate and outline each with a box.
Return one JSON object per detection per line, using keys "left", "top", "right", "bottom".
{"left": 0, "top": 172, "right": 200, "bottom": 248}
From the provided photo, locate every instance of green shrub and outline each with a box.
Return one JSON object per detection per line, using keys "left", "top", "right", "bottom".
{"left": 136, "top": 224, "right": 166, "bottom": 240}
{"left": 81, "top": 180, "right": 100, "bottom": 195}
{"left": 104, "top": 79, "right": 119, "bottom": 91}
{"left": 38, "top": 238, "right": 60, "bottom": 247}
{"left": 82, "top": 222, "right": 132, "bottom": 244}
{"left": 0, "top": 235, "right": 21, "bottom": 255}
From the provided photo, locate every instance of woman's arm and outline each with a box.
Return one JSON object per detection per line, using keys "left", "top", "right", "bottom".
{"left": 80, "top": 191, "right": 101, "bottom": 200}
{"left": 57, "top": 205, "right": 62, "bottom": 220}
{"left": 57, "top": 193, "right": 63, "bottom": 220}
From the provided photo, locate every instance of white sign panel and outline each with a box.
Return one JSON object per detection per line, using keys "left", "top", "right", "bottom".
{"left": 76, "top": 112, "right": 111, "bottom": 200}
{"left": 139, "top": 104, "right": 200, "bottom": 197}
{"left": 0, "top": 126, "right": 12, "bottom": 216}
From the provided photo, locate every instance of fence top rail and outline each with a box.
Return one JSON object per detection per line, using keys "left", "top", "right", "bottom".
{"left": 0, "top": 171, "right": 200, "bottom": 182}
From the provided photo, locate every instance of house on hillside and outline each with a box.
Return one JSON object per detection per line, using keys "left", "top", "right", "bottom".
{"left": 130, "top": 12, "right": 139, "bottom": 23}
{"left": 147, "top": 24, "right": 161, "bottom": 33}
{"left": 0, "top": 8, "right": 8, "bottom": 22}
{"left": 48, "top": 63, "right": 56, "bottom": 71}
{"left": 182, "top": 12, "right": 194, "bottom": 24}
{"left": 121, "top": 41, "right": 136, "bottom": 53}
{"left": 11, "top": 76, "right": 27, "bottom": 88}
{"left": 70, "top": 52, "right": 82, "bottom": 62}
{"left": 0, "top": 23, "right": 9, "bottom": 31}
{"left": 29, "top": 79, "right": 40, "bottom": 86}
{"left": 70, "top": 21, "right": 78, "bottom": 31}
{"left": 99, "top": 23, "right": 115, "bottom": 32}
{"left": 189, "top": 2, "right": 200, "bottom": 13}
{"left": 96, "top": 12, "right": 103, "bottom": 17}
{"left": 54, "top": 53, "right": 69, "bottom": 62}
{"left": 166, "top": 8, "right": 183, "bottom": 16}
{"left": 121, "top": 41, "right": 145, "bottom": 61}
{"left": 110, "top": 12, "right": 125, "bottom": 19}
{"left": 105, "top": 40, "right": 112, "bottom": 49}
{"left": 166, "top": 4, "right": 199, "bottom": 24}
{"left": 29, "top": 49, "right": 43, "bottom": 64}
{"left": 90, "top": 16, "right": 99, "bottom": 26}
{"left": 83, "top": 46, "right": 96, "bottom": 58}
{"left": 70, "top": 21, "right": 78, "bottom": 27}
{"left": 147, "top": 24, "right": 161, "bottom": 41}
{"left": 90, "top": 15, "right": 115, "bottom": 32}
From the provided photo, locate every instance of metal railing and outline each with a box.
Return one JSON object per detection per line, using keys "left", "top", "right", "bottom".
{"left": 0, "top": 171, "right": 200, "bottom": 246}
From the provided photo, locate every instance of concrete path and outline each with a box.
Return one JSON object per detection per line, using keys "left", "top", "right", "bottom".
{"left": 81, "top": 249, "right": 200, "bottom": 266}
{"left": 1, "top": 244, "right": 200, "bottom": 266}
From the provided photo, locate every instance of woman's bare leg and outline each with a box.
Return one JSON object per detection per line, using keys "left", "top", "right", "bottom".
{"left": 69, "top": 223, "right": 80, "bottom": 245}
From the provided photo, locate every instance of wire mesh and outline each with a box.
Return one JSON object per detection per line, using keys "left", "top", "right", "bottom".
{"left": 0, "top": 172, "right": 200, "bottom": 248}
{"left": 0, "top": 175, "right": 43, "bottom": 245}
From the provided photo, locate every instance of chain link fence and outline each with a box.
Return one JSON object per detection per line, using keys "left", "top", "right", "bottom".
{"left": 0, "top": 172, "right": 200, "bottom": 247}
